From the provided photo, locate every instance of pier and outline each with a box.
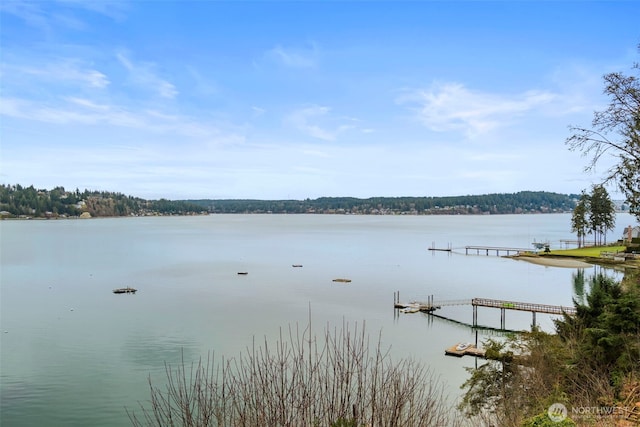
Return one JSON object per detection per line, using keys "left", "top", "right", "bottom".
{"left": 464, "top": 245, "right": 531, "bottom": 256}
{"left": 471, "top": 297, "right": 575, "bottom": 329}
{"left": 394, "top": 293, "right": 576, "bottom": 330}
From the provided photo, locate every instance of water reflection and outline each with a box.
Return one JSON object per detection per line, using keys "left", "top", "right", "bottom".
{"left": 572, "top": 265, "right": 625, "bottom": 305}
{"left": 572, "top": 269, "right": 586, "bottom": 305}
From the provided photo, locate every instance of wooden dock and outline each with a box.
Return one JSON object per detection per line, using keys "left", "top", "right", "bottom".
{"left": 465, "top": 245, "right": 531, "bottom": 256}
{"left": 445, "top": 343, "right": 486, "bottom": 358}
{"left": 394, "top": 292, "right": 576, "bottom": 330}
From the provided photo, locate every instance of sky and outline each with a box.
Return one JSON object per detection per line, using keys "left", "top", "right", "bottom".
{"left": 1, "top": 1, "right": 639, "bottom": 200}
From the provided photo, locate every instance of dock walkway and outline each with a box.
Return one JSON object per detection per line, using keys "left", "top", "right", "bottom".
{"left": 465, "top": 245, "right": 531, "bottom": 256}
{"left": 472, "top": 297, "right": 576, "bottom": 316}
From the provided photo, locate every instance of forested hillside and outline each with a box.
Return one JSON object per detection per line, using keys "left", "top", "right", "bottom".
{"left": 0, "top": 185, "right": 205, "bottom": 218}
{"left": 0, "top": 185, "right": 581, "bottom": 218}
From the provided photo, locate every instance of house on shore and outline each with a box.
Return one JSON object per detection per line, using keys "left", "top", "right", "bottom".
{"left": 623, "top": 225, "right": 640, "bottom": 242}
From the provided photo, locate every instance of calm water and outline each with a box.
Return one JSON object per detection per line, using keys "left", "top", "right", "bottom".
{"left": 1, "top": 213, "right": 636, "bottom": 426}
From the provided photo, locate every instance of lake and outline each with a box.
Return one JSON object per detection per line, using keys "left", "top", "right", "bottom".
{"left": 0, "top": 213, "right": 636, "bottom": 426}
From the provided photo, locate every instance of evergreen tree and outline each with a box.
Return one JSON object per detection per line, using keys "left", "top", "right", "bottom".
{"left": 570, "top": 191, "right": 589, "bottom": 247}
{"left": 588, "top": 184, "right": 616, "bottom": 245}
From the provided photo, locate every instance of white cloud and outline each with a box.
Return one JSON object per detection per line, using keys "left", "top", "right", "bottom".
{"left": 399, "top": 82, "right": 556, "bottom": 137}
{"left": 116, "top": 51, "right": 178, "bottom": 99}
{"left": 0, "top": 1, "right": 52, "bottom": 32}
{"left": 266, "top": 44, "right": 319, "bottom": 68}
{"left": 66, "top": 97, "right": 110, "bottom": 110}
{"left": 284, "top": 105, "right": 365, "bottom": 141}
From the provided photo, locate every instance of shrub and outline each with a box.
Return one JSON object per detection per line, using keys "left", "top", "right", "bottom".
{"left": 128, "top": 321, "right": 460, "bottom": 427}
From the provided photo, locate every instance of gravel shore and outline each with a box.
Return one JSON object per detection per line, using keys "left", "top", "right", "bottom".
{"left": 512, "top": 255, "right": 593, "bottom": 268}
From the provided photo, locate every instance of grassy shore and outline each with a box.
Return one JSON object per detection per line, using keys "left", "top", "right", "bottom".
{"left": 547, "top": 245, "right": 626, "bottom": 257}
{"left": 512, "top": 245, "right": 640, "bottom": 269}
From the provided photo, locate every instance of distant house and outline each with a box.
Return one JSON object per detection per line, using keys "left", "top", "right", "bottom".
{"left": 623, "top": 225, "right": 640, "bottom": 241}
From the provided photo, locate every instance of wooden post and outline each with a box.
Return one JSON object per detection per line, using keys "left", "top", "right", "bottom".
{"left": 472, "top": 305, "right": 477, "bottom": 327}
{"left": 532, "top": 311, "right": 536, "bottom": 329}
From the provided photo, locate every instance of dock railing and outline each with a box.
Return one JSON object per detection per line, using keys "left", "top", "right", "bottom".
{"left": 471, "top": 297, "right": 576, "bottom": 315}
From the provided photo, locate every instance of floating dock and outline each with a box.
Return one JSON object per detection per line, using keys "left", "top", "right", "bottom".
{"left": 394, "top": 302, "right": 438, "bottom": 313}
{"left": 445, "top": 343, "right": 486, "bottom": 358}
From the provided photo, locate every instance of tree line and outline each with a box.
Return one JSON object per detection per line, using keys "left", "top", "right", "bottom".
{"left": 189, "top": 191, "right": 580, "bottom": 215}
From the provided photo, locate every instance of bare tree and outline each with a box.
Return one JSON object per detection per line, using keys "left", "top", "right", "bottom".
{"left": 128, "top": 321, "right": 462, "bottom": 427}
{"left": 566, "top": 44, "right": 640, "bottom": 221}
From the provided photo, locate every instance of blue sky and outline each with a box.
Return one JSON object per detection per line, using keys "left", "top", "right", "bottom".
{"left": 1, "top": 1, "right": 639, "bottom": 200}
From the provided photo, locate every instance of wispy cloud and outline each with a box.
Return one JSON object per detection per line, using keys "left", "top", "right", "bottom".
{"left": 286, "top": 105, "right": 333, "bottom": 140}
{"left": 66, "top": 97, "right": 110, "bottom": 110}
{"left": 286, "top": 105, "right": 354, "bottom": 141}
{"left": 57, "top": 0, "right": 129, "bottom": 21}
{"left": 398, "top": 82, "right": 556, "bottom": 137}
{"left": 2, "top": 60, "right": 110, "bottom": 89}
{"left": 266, "top": 43, "right": 319, "bottom": 68}
{"left": 1, "top": 1, "right": 55, "bottom": 32}
{"left": 0, "top": 0, "right": 128, "bottom": 32}
{"left": 186, "top": 66, "right": 218, "bottom": 96}
{"left": 116, "top": 51, "right": 178, "bottom": 99}
{"left": 0, "top": 96, "right": 234, "bottom": 140}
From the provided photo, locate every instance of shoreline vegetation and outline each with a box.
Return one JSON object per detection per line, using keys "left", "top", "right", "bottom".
{"left": 0, "top": 184, "right": 604, "bottom": 219}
